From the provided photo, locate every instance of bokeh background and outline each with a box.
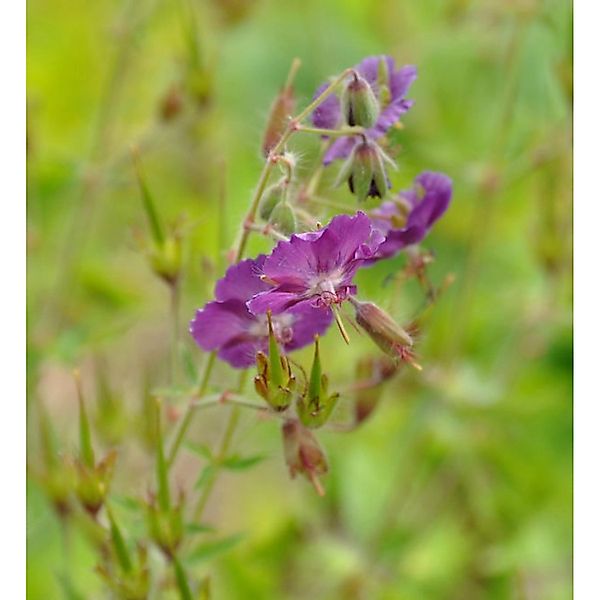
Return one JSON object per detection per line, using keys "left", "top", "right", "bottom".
{"left": 27, "top": 0, "right": 572, "bottom": 598}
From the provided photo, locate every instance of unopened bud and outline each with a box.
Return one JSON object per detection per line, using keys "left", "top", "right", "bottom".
{"left": 268, "top": 200, "right": 296, "bottom": 236}
{"left": 342, "top": 72, "right": 380, "bottom": 128}
{"left": 75, "top": 450, "right": 117, "bottom": 516}
{"left": 336, "top": 138, "right": 391, "bottom": 203}
{"left": 150, "top": 235, "right": 182, "bottom": 286}
{"left": 282, "top": 419, "right": 328, "bottom": 495}
{"left": 259, "top": 181, "right": 285, "bottom": 221}
{"left": 349, "top": 298, "right": 413, "bottom": 360}
{"left": 262, "top": 85, "right": 295, "bottom": 157}
{"left": 147, "top": 498, "right": 184, "bottom": 559}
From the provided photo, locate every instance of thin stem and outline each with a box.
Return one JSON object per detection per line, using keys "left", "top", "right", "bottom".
{"left": 169, "top": 281, "right": 181, "bottom": 387}
{"left": 191, "top": 372, "right": 248, "bottom": 523}
{"left": 309, "top": 195, "right": 353, "bottom": 213}
{"left": 294, "top": 69, "right": 352, "bottom": 123}
{"left": 166, "top": 352, "right": 216, "bottom": 467}
{"left": 296, "top": 125, "right": 365, "bottom": 137}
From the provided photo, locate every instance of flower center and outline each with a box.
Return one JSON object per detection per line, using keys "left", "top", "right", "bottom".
{"left": 250, "top": 313, "right": 294, "bottom": 344}
{"left": 307, "top": 270, "right": 348, "bottom": 308}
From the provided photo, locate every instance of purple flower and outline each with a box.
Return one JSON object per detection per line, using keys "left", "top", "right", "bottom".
{"left": 190, "top": 256, "right": 332, "bottom": 368}
{"left": 247, "top": 212, "right": 384, "bottom": 317}
{"left": 370, "top": 171, "right": 453, "bottom": 261}
{"left": 311, "top": 55, "right": 417, "bottom": 165}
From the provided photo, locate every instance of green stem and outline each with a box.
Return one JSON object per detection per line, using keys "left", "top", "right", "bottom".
{"left": 296, "top": 125, "right": 365, "bottom": 137}
{"left": 166, "top": 351, "right": 216, "bottom": 467}
{"left": 169, "top": 281, "right": 181, "bottom": 387}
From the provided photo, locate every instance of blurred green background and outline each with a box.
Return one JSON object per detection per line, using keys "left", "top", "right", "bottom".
{"left": 27, "top": 0, "right": 572, "bottom": 598}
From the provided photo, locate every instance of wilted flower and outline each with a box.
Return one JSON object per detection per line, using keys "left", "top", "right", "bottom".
{"left": 369, "top": 171, "right": 453, "bottom": 261}
{"left": 247, "top": 212, "right": 384, "bottom": 317}
{"left": 282, "top": 419, "right": 328, "bottom": 495}
{"left": 311, "top": 55, "right": 417, "bottom": 164}
{"left": 190, "top": 256, "right": 332, "bottom": 368}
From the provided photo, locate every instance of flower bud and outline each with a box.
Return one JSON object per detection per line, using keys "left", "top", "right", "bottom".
{"left": 336, "top": 139, "right": 391, "bottom": 203}
{"left": 149, "top": 235, "right": 182, "bottom": 286}
{"left": 297, "top": 336, "right": 339, "bottom": 429}
{"left": 262, "top": 84, "right": 295, "bottom": 157}
{"left": 259, "top": 181, "right": 285, "bottom": 221}
{"left": 268, "top": 200, "right": 297, "bottom": 236}
{"left": 341, "top": 72, "right": 380, "bottom": 128}
{"left": 349, "top": 298, "right": 413, "bottom": 360}
{"left": 75, "top": 450, "right": 117, "bottom": 516}
{"left": 282, "top": 419, "right": 328, "bottom": 495}
{"left": 147, "top": 497, "right": 184, "bottom": 559}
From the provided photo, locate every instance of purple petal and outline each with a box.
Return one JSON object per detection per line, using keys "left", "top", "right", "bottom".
{"left": 311, "top": 83, "right": 342, "bottom": 130}
{"left": 214, "top": 255, "right": 268, "bottom": 302}
{"left": 323, "top": 136, "right": 357, "bottom": 165}
{"left": 405, "top": 171, "right": 453, "bottom": 230}
{"left": 285, "top": 303, "right": 334, "bottom": 350}
{"left": 356, "top": 55, "right": 395, "bottom": 88}
{"left": 369, "top": 171, "right": 453, "bottom": 261}
{"left": 247, "top": 288, "right": 304, "bottom": 315}
{"left": 190, "top": 300, "right": 254, "bottom": 352}
{"left": 218, "top": 338, "right": 264, "bottom": 368}
{"left": 389, "top": 65, "right": 417, "bottom": 100}
{"left": 370, "top": 99, "right": 414, "bottom": 137}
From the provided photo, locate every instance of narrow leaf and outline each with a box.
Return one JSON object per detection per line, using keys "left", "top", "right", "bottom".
{"left": 221, "top": 455, "right": 265, "bottom": 471}
{"left": 74, "top": 370, "right": 95, "bottom": 468}
{"left": 186, "top": 534, "right": 244, "bottom": 564}
{"left": 132, "top": 149, "right": 165, "bottom": 246}
{"left": 107, "top": 507, "right": 133, "bottom": 573}
{"left": 173, "top": 555, "right": 193, "bottom": 600}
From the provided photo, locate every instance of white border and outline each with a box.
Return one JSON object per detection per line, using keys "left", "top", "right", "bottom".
{"left": 574, "top": 1, "right": 600, "bottom": 598}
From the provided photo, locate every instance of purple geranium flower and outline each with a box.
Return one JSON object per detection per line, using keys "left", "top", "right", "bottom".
{"left": 369, "top": 171, "right": 453, "bottom": 261}
{"left": 247, "top": 212, "right": 384, "bottom": 317}
{"left": 311, "top": 55, "right": 417, "bottom": 165}
{"left": 190, "top": 256, "right": 332, "bottom": 368}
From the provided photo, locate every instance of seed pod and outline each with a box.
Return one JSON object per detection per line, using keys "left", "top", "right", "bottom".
{"left": 349, "top": 298, "right": 413, "bottom": 360}
{"left": 341, "top": 72, "right": 380, "bottom": 128}
{"left": 282, "top": 419, "right": 328, "bottom": 495}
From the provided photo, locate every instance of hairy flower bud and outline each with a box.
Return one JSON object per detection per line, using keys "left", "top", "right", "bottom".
{"left": 336, "top": 138, "right": 392, "bottom": 202}
{"left": 349, "top": 298, "right": 413, "bottom": 360}
{"left": 268, "top": 200, "right": 297, "bottom": 236}
{"left": 282, "top": 419, "right": 328, "bottom": 495}
{"left": 341, "top": 72, "right": 380, "bottom": 128}
{"left": 262, "top": 84, "right": 295, "bottom": 157}
{"left": 259, "top": 181, "right": 286, "bottom": 221}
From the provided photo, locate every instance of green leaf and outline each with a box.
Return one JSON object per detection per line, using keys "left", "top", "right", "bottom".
{"left": 186, "top": 534, "right": 244, "bottom": 564}
{"left": 184, "top": 442, "right": 213, "bottom": 460}
{"left": 133, "top": 151, "right": 165, "bottom": 246}
{"left": 107, "top": 507, "right": 133, "bottom": 573}
{"left": 221, "top": 455, "right": 265, "bottom": 471}
{"left": 185, "top": 522, "right": 216, "bottom": 535}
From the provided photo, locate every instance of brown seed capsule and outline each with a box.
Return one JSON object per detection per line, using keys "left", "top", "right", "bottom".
{"left": 349, "top": 298, "right": 413, "bottom": 359}
{"left": 262, "top": 85, "right": 295, "bottom": 157}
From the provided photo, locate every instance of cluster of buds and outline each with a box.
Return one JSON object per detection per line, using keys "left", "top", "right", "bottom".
{"left": 258, "top": 174, "right": 297, "bottom": 236}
